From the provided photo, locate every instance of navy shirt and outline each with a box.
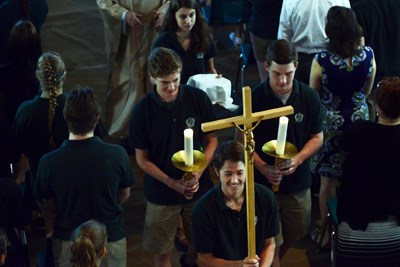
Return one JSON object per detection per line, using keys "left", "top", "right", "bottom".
{"left": 251, "top": 79, "right": 323, "bottom": 194}
{"left": 193, "top": 183, "right": 279, "bottom": 260}
{"left": 129, "top": 84, "right": 216, "bottom": 205}
{"left": 35, "top": 137, "right": 135, "bottom": 241}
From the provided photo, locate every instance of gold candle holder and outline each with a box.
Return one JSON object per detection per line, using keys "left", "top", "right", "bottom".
{"left": 171, "top": 150, "right": 207, "bottom": 184}
{"left": 262, "top": 140, "right": 298, "bottom": 192}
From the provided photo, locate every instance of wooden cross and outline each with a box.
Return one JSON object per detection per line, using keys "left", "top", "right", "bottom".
{"left": 201, "top": 86, "right": 293, "bottom": 258}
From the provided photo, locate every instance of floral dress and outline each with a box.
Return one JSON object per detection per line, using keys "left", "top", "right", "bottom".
{"left": 311, "top": 46, "right": 374, "bottom": 177}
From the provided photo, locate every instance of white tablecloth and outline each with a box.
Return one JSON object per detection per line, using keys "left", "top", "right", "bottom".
{"left": 187, "top": 74, "right": 238, "bottom": 111}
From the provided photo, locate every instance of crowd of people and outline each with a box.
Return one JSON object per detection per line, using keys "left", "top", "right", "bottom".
{"left": 1, "top": 0, "right": 400, "bottom": 267}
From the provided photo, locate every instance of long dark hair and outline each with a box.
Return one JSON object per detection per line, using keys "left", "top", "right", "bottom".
{"left": 325, "top": 6, "right": 363, "bottom": 58}
{"left": 7, "top": 19, "right": 42, "bottom": 99}
{"left": 162, "top": 0, "right": 210, "bottom": 53}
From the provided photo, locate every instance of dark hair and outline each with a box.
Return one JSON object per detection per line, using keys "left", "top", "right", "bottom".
{"left": 63, "top": 87, "right": 101, "bottom": 135}
{"left": 36, "top": 51, "right": 66, "bottom": 147}
{"left": 162, "top": 0, "right": 210, "bottom": 53}
{"left": 0, "top": 229, "right": 9, "bottom": 255}
{"left": 266, "top": 39, "right": 298, "bottom": 65}
{"left": 376, "top": 77, "right": 400, "bottom": 120}
{"left": 213, "top": 140, "right": 245, "bottom": 172}
{"left": 71, "top": 220, "right": 107, "bottom": 267}
{"left": 148, "top": 47, "right": 183, "bottom": 78}
{"left": 325, "top": 6, "right": 363, "bottom": 58}
{"left": 7, "top": 19, "right": 42, "bottom": 100}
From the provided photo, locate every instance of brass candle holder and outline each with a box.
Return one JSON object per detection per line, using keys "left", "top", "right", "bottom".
{"left": 171, "top": 150, "right": 207, "bottom": 184}
{"left": 262, "top": 140, "right": 298, "bottom": 192}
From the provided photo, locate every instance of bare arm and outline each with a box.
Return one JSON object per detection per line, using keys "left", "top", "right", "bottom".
{"left": 363, "top": 54, "right": 377, "bottom": 97}
{"left": 206, "top": 58, "right": 218, "bottom": 75}
{"left": 118, "top": 187, "right": 131, "bottom": 204}
{"left": 309, "top": 58, "right": 322, "bottom": 93}
{"left": 259, "top": 237, "right": 276, "bottom": 267}
{"left": 194, "top": 133, "right": 218, "bottom": 179}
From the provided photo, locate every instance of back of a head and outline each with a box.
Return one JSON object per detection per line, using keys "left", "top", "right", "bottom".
{"left": 71, "top": 220, "right": 107, "bottom": 267}
{"left": 63, "top": 87, "right": 101, "bottom": 135}
{"left": 213, "top": 140, "right": 245, "bottom": 172}
{"left": 266, "top": 39, "right": 298, "bottom": 66}
{"left": 148, "top": 47, "right": 183, "bottom": 78}
{"left": 36, "top": 51, "right": 66, "bottom": 144}
{"left": 7, "top": 19, "right": 42, "bottom": 64}
{"left": 325, "top": 6, "right": 363, "bottom": 58}
{"left": 376, "top": 77, "right": 400, "bottom": 120}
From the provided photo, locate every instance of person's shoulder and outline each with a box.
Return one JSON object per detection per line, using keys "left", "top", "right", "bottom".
{"left": 194, "top": 185, "right": 219, "bottom": 209}
{"left": 153, "top": 31, "right": 175, "bottom": 46}
{"left": 255, "top": 183, "right": 274, "bottom": 198}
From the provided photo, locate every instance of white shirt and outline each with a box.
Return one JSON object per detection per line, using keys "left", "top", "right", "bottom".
{"left": 278, "top": 0, "right": 351, "bottom": 54}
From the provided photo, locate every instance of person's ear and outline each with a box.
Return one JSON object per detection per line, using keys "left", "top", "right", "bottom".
{"left": 214, "top": 167, "right": 219, "bottom": 177}
{"left": 150, "top": 75, "right": 156, "bottom": 85}
{"left": 264, "top": 61, "right": 269, "bottom": 72}
{"left": 98, "top": 246, "right": 107, "bottom": 259}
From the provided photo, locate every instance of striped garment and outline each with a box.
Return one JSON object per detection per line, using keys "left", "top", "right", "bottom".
{"left": 335, "top": 218, "right": 400, "bottom": 267}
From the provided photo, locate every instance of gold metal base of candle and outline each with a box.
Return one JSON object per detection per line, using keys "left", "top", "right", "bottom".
{"left": 171, "top": 150, "right": 206, "bottom": 172}
{"left": 171, "top": 150, "right": 207, "bottom": 183}
{"left": 262, "top": 140, "right": 298, "bottom": 192}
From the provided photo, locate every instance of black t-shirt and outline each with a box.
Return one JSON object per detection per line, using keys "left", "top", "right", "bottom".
{"left": 250, "top": 79, "right": 323, "bottom": 194}
{"left": 192, "top": 183, "right": 279, "bottom": 260}
{"left": 35, "top": 137, "right": 135, "bottom": 241}
{"left": 129, "top": 84, "right": 216, "bottom": 205}
{"left": 337, "top": 120, "right": 400, "bottom": 230}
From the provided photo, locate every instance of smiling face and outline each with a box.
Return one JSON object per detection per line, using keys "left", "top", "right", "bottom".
{"left": 218, "top": 160, "right": 245, "bottom": 200}
{"left": 175, "top": 7, "right": 196, "bottom": 32}
{"left": 266, "top": 60, "right": 297, "bottom": 95}
{"left": 153, "top": 71, "right": 181, "bottom": 102}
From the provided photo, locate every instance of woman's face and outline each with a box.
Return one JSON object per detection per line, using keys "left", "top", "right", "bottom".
{"left": 175, "top": 7, "right": 196, "bottom": 32}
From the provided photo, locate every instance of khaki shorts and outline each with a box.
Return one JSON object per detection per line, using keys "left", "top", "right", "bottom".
{"left": 274, "top": 189, "right": 311, "bottom": 245}
{"left": 142, "top": 201, "right": 195, "bottom": 254}
{"left": 250, "top": 32, "right": 274, "bottom": 62}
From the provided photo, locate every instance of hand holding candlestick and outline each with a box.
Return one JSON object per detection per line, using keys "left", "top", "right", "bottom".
{"left": 262, "top": 116, "right": 297, "bottom": 192}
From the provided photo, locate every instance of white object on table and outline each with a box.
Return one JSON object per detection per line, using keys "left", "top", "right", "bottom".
{"left": 187, "top": 74, "right": 238, "bottom": 111}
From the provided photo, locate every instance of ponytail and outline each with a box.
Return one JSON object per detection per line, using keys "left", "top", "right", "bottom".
{"left": 71, "top": 236, "right": 98, "bottom": 267}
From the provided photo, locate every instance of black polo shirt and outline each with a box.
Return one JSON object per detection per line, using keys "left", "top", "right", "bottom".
{"left": 192, "top": 183, "right": 279, "bottom": 260}
{"left": 251, "top": 79, "right": 323, "bottom": 194}
{"left": 152, "top": 32, "right": 217, "bottom": 83}
{"left": 129, "top": 84, "right": 216, "bottom": 205}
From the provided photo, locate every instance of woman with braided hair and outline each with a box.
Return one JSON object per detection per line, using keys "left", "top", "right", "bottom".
{"left": 71, "top": 220, "right": 108, "bottom": 267}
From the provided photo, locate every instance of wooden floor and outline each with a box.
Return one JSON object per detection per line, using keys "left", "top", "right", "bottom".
{"left": 25, "top": 1, "right": 333, "bottom": 266}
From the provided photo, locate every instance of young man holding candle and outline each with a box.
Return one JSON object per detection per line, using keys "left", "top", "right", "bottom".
{"left": 192, "top": 140, "right": 279, "bottom": 267}
{"left": 249, "top": 39, "right": 324, "bottom": 267}
{"left": 129, "top": 47, "right": 218, "bottom": 267}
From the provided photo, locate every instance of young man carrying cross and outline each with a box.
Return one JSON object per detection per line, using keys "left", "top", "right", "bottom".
{"left": 250, "top": 39, "right": 324, "bottom": 267}
{"left": 192, "top": 140, "right": 279, "bottom": 267}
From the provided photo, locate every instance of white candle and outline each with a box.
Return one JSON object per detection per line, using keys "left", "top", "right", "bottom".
{"left": 184, "top": 128, "right": 193, "bottom": 166}
{"left": 276, "top": 116, "right": 289, "bottom": 155}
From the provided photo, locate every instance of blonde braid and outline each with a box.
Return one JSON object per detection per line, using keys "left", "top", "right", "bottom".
{"left": 42, "top": 56, "right": 58, "bottom": 148}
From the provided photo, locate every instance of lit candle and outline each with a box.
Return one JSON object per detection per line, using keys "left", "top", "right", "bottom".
{"left": 184, "top": 128, "right": 193, "bottom": 166}
{"left": 276, "top": 116, "right": 289, "bottom": 155}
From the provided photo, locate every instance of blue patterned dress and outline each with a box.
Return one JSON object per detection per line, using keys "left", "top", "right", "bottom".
{"left": 311, "top": 46, "right": 374, "bottom": 177}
